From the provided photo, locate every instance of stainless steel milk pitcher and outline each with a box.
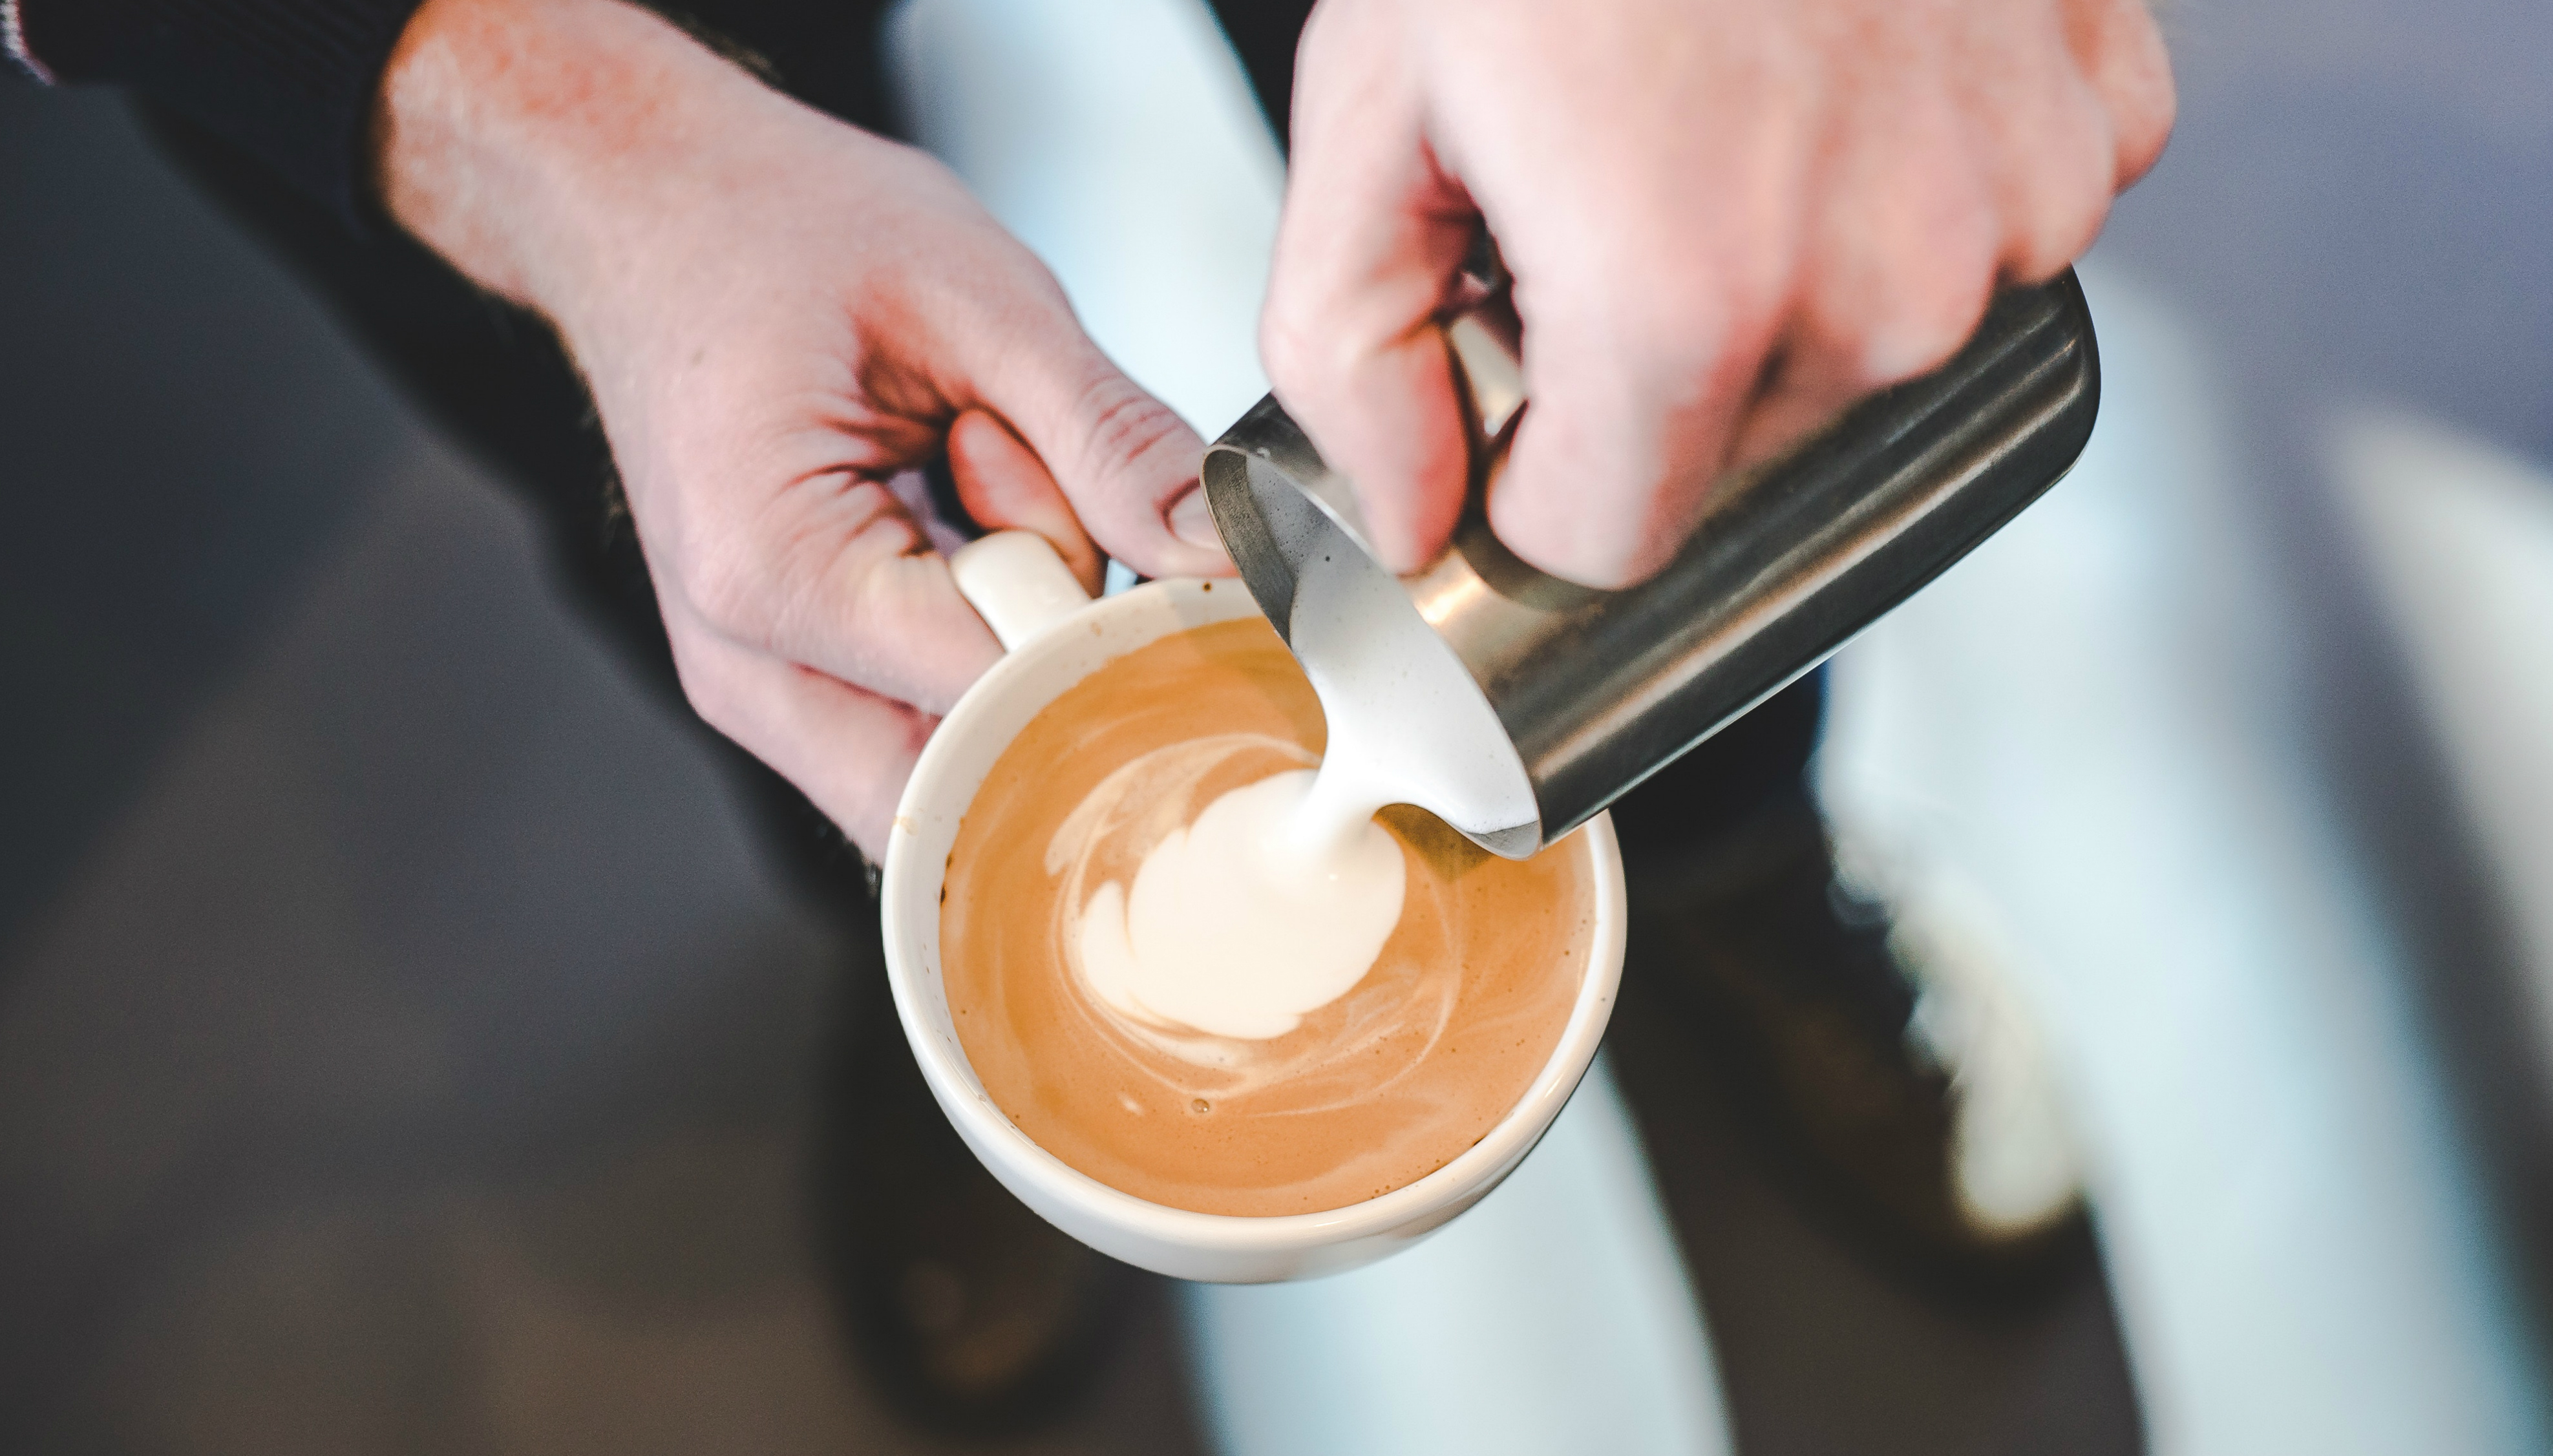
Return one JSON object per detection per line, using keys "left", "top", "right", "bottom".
{"left": 1200, "top": 268, "right": 2101, "bottom": 859}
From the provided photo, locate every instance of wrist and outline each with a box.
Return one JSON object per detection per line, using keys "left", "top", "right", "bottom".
{"left": 372, "top": 0, "right": 792, "bottom": 333}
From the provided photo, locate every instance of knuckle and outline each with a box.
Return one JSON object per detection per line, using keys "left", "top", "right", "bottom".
{"left": 2114, "top": 83, "right": 2177, "bottom": 183}
{"left": 680, "top": 474, "right": 918, "bottom": 658}
{"left": 2009, "top": 117, "right": 2118, "bottom": 282}
{"left": 1260, "top": 284, "right": 1380, "bottom": 421}
{"left": 679, "top": 533, "right": 776, "bottom": 645}
{"left": 1861, "top": 265, "right": 1995, "bottom": 388}
{"left": 1066, "top": 374, "right": 1187, "bottom": 492}
{"left": 1616, "top": 299, "right": 1720, "bottom": 383}
{"left": 2101, "top": 13, "right": 2179, "bottom": 182}
{"left": 1260, "top": 307, "right": 1320, "bottom": 405}
{"left": 1617, "top": 258, "right": 1789, "bottom": 397}
{"left": 1258, "top": 277, "right": 1314, "bottom": 372}
{"left": 679, "top": 676, "right": 740, "bottom": 742}
{"left": 2008, "top": 188, "right": 2107, "bottom": 286}
{"left": 1872, "top": 311, "right": 1976, "bottom": 390}
{"left": 668, "top": 641, "right": 747, "bottom": 744}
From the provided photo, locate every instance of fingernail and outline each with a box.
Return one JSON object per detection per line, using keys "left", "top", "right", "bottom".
{"left": 1167, "top": 484, "right": 1222, "bottom": 551}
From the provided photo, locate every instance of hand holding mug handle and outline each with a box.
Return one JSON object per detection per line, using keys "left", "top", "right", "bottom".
{"left": 951, "top": 531, "right": 1099, "bottom": 652}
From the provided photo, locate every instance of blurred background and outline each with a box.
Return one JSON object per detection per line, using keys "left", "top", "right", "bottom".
{"left": 2, "top": 0, "right": 2547, "bottom": 1451}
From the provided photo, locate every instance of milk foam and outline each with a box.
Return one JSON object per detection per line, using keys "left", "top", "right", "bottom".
{"left": 1074, "top": 769, "right": 1404, "bottom": 1040}
{"left": 1057, "top": 550, "right": 1538, "bottom": 1046}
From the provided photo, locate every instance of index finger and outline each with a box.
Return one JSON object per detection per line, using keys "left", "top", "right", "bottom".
{"left": 1256, "top": 0, "right": 1478, "bottom": 573}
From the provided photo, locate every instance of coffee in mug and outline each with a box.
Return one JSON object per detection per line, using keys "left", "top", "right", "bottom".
{"left": 940, "top": 617, "right": 1598, "bottom": 1218}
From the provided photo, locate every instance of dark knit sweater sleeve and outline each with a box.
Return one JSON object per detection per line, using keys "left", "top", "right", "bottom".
{"left": 7, "top": 0, "right": 425, "bottom": 226}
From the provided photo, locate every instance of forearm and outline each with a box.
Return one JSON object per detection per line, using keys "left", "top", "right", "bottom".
{"left": 374, "top": 0, "right": 794, "bottom": 331}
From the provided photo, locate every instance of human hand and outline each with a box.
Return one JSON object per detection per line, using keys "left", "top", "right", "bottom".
{"left": 376, "top": 0, "right": 1225, "bottom": 856}
{"left": 1264, "top": 0, "right": 2175, "bottom": 587}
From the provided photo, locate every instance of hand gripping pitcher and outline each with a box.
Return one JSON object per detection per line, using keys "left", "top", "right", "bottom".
{"left": 1200, "top": 263, "right": 2101, "bottom": 858}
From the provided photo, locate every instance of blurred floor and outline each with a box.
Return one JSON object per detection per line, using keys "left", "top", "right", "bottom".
{"left": 2333, "top": 409, "right": 2553, "bottom": 1060}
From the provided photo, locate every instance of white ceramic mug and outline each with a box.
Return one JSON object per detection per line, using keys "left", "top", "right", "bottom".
{"left": 877, "top": 531, "right": 1628, "bottom": 1283}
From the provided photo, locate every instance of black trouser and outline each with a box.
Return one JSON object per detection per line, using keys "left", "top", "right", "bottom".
{"left": 138, "top": 0, "right": 1819, "bottom": 922}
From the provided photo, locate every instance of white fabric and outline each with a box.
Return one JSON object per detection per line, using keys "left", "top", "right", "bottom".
{"left": 2329, "top": 407, "right": 2553, "bottom": 1071}
{"left": 1819, "top": 261, "right": 2547, "bottom": 1455}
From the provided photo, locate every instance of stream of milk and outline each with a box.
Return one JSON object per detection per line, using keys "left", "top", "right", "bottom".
{"left": 1077, "top": 545, "right": 1539, "bottom": 1042}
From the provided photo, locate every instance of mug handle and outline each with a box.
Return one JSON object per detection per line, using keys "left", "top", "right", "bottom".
{"left": 949, "top": 530, "right": 1094, "bottom": 651}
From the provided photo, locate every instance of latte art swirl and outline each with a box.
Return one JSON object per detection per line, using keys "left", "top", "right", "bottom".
{"left": 1054, "top": 738, "right": 1406, "bottom": 1042}
{"left": 940, "top": 619, "right": 1595, "bottom": 1217}
{"left": 1044, "top": 734, "right": 1476, "bottom": 1117}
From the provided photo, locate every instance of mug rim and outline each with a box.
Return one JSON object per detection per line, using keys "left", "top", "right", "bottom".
{"left": 879, "top": 576, "right": 1627, "bottom": 1259}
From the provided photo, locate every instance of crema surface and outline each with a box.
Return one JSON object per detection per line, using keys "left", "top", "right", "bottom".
{"left": 941, "top": 617, "right": 1594, "bottom": 1218}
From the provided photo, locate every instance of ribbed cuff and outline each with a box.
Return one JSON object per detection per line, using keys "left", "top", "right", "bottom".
{"left": 13, "top": 0, "right": 425, "bottom": 227}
